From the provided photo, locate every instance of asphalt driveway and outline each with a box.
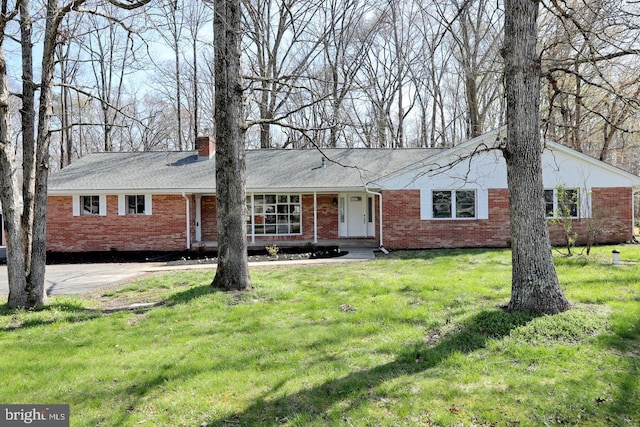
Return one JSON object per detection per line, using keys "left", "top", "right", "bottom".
{"left": 0, "top": 262, "right": 170, "bottom": 296}
{"left": 0, "top": 247, "right": 375, "bottom": 296}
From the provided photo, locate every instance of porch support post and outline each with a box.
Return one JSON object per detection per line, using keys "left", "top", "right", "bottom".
{"left": 182, "top": 192, "right": 191, "bottom": 250}
{"left": 313, "top": 191, "right": 318, "bottom": 243}
{"left": 195, "top": 195, "right": 202, "bottom": 242}
{"left": 365, "top": 187, "right": 384, "bottom": 248}
{"left": 249, "top": 193, "right": 255, "bottom": 244}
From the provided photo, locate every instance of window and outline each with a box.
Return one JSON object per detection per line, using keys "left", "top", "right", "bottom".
{"left": 545, "top": 188, "right": 579, "bottom": 218}
{"left": 81, "top": 195, "right": 100, "bottom": 215}
{"left": 73, "top": 195, "right": 106, "bottom": 216}
{"left": 247, "top": 194, "right": 301, "bottom": 235}
{"left": 118, "top": 194, "right": 151, "bottom": 216}
{"left": 127, "top": 195, "right": 145, "bottom": 215}
{"left": 432, "top": 190, "right": 476, "bottom": 219}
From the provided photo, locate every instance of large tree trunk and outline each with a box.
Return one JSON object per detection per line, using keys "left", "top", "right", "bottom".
{"left": 20, "top": 0, "right": 36, "bottom": 277}
{"left": 0, "top": 38, "right": 31, "bottom": 308}
{"left": 212, "top": 0, "right": 251, "bottom": 291}
{"left": 25, "top": 0, "right": 60, "bottom": 307}
{"left": 2, "top": 0, "right": 51, "bottom": 308}
{"left": 503, "top": 0, "right": 569, "bottom": 314}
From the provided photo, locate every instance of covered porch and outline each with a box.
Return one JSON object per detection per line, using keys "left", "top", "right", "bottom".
{"left": 187, "top": 190, "right": 383, "bottom": 252}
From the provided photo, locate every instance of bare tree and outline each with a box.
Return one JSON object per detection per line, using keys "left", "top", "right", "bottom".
{"left": 149, "top": 0, "right": 187, "bottom": 150}
{"left": 540, "top": 0, "right": 640, "bottom": 164}
{"left": 2, "top": 0, "right": 151, "bottom": 309}
{"left": 82, "top": 7, "right": 140, "bottom": 151}
{"left": 502, "top": 0, "right": 570, "bottom": 314}
{"left": 242, "top": 0, "right": 326, "bottom": 148}
{"left": 55, "top": 15, "right": 82, "bottom": 168}
{"left": 182, "top": 0, "right": 212, "bottom": 142}
{"left": 449, "top": 0, "right": 503, "bottom": 138}
{"left": 315, "top": 0, "right": 374, "bottom": 147}
{"left": 412, "top": 2, "right": 455, "bottom": 147}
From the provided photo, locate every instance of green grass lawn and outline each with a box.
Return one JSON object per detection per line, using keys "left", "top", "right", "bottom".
{"left": 1, "top": 246, "right": 638, "bottom": 426}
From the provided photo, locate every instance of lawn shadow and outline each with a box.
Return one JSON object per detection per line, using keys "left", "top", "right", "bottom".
{"left": 0, "top": 284, "right": 218, "bottom": 331}
{"left": 206, "top": 308, "right": 538, "bottom": 426}
{"left": 0, "top": 300, "right": 102, "bottom": 331}
{"left": 162, "top": 284, "right": 219, "bottom": 306}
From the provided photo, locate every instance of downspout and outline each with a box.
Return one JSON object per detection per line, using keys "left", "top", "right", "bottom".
{"left": 182, "top": 192, "right": 191, "bottom": 250}
{"left": 365, "top": 186, "right": 388, "bottom": 253}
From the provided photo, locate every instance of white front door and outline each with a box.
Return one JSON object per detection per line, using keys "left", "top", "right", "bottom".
{"left": 346, "top": 194, "right": 367, "bottom": 237}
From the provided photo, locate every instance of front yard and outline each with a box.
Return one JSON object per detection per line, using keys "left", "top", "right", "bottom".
{"left": 1, "top": 246, "right": 638, "bottom": 426}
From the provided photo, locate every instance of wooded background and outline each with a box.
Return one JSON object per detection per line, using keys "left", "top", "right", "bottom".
{"left": 4, "top": 0, "right": 639, "bottom": 175}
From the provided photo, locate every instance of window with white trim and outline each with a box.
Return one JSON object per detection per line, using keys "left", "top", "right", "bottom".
{"left": 118, "top": 194, "right": 152, "bottom": 216}
{"left": 432, "top": 190, "right": 476, "bottom": 219}
{"left": 73, "top": 194, "right": 106, "bottom": 216}
{"left": 81, "top": 195, "right": 100, "bottom": 215}
{"left": 545, "top": 188, "right": 579, "bottom": 218}
{"left": 246, "top": 194, "right": 301, "bottom": 235}
{"left": 127, "top": 195, "right": 146, "bottom": 215}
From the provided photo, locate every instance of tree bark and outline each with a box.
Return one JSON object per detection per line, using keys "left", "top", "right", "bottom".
{"left": 0, "top": 35, "right": 30, "bottom": 308}
{"left": 503, "top": 0, "right": 569, "bottom": 314}
{"left": 212, "top": 0, "right": 251, "bottom": 291}
{"left": 20, "top": 0, "right": 35, "bottom": 276}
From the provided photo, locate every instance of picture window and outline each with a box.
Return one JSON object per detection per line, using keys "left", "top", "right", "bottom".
{"left": 247, "top": 194, "right": 301, "bottom": 235}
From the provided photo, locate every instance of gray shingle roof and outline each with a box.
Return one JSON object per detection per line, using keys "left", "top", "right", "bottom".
{"left": 48, "top": 148, "right": 442, "bottom": 194}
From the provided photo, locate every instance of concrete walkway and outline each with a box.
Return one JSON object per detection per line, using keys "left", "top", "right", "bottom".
{"left": 0, "top": 247, "right": 376, "bottom": 296}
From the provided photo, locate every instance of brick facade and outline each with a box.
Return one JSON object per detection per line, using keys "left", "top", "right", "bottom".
{"left": 381, "top": 189, "right": 512, "bottom": 249}
{"left": 46, "top": 187, "right": 634, "bottom": 253}
{"left": 381, "top": 187, "right": 634, "bottom": 250}
{"left": 46, "top": 195, "right": 189, "bottom": 252}
{"left": 547, "top": 187, "right": 633, "bottom": 245}
{"left": 200, "top": 196, "right": 217, "bottom": 241}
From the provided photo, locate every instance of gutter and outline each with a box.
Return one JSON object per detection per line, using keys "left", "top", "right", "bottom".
{"left": 182, "top": 192, "right": 191, "bottom": 250}
{"left": 365, "top": 186, "right": 388, "bottom": 254}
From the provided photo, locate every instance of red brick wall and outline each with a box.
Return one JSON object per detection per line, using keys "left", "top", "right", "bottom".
{"left": 46, "top": 187, "right": 633, "bottom": 252}
{"left": 382, "top": 189, "right": 512, "bottom": 249}
{"left": 46, "top": 195, "right": 189, "bottom": 252}
{"left": 381, "top": 187, "right": 633, "bottom": 249}
{"left": 548, "top": 187, "right": 634, "bottom": 245}
{"left": 201, "top": 196, "right": 217, "bottom": 241}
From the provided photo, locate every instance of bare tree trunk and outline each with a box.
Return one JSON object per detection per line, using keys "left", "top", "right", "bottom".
{"left": 192, "top": 36, "right": 199, "bottom": 141}
{"left": 4, "top": 0, "right": 150, "bottom": 309}
{"left": 27, "top": 0, "right": 63, "bottom": 307}
{"left": 212, "top": 0, "right": 250, "bottom": 291}
{"left": 173, "top": 26, "right": 183, "bottom": 150}
{"left": 0, "top": 34, "right": 30, "bottom": 308}
{"left": 503, "top": 0, "right": 569, "bottom": 314}
{"left": 20, "top": 0, "right": 35, "bottom": 272}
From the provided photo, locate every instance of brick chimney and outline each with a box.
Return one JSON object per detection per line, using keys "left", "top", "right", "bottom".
{"left": 196, "top": 135, "right": 215, "bottom": 159}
